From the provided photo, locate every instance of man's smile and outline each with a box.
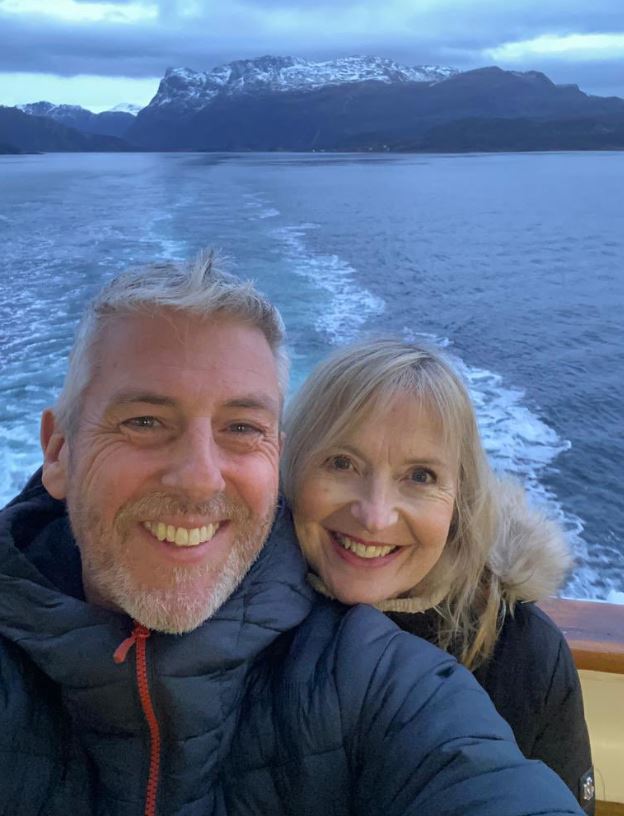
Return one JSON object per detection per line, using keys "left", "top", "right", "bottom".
{"left": 143, "top": 520, "right": 221, "bottom": 547}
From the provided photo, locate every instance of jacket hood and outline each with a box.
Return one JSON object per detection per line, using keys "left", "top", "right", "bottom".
{"left": 488, "top": 477, "right": 573, "bottom": 605}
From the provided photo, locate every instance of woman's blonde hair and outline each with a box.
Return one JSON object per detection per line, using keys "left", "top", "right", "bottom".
{"left": 282, "top": 339, "right": 504, "bottom": 669}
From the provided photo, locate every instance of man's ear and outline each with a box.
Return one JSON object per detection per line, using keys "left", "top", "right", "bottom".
{"left": 40, "top": 409, "right": 69, "bottom": 499}
{"left": 279, "top": 430, "right": 285, "bottom": 455}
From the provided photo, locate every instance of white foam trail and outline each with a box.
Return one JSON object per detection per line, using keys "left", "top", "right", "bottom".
{"left": 402, "top": 328, "right": 451, "bottom": 348}
{"left": 402, "top": 332, "right": 619, "bottom": 600}
{"left": 275, "top": 224, "right": 385, "bottom": 344}
{"left": 242, "top": 194, "right": 280, "bottom": 219}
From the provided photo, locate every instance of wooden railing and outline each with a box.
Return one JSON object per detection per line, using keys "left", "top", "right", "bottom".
{"left": 539, "top": 599, "right": 624, "bottom": 815}
{"left": 539, "top": 598, "right": 624, "bottom": 674}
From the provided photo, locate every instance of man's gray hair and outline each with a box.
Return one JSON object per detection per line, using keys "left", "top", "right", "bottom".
{"left": 55, "top": 251, "right": 288, "bottom": 434}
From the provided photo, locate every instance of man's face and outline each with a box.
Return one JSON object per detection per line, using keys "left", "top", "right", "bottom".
{"left": 42, "top": 311, "right": 282, "bottom": 633}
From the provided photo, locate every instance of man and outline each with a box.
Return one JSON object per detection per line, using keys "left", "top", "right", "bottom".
{"left": 0, "top": 254, "right": 582, "bottom": 816}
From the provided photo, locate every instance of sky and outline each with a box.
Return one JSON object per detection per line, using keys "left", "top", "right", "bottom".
{"left": 0, "top": 0, "right": 622, "bottom": 111}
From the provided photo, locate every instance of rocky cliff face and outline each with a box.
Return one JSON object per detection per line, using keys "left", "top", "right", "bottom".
{"left": 147, "top": 55, "right": 457, "bottom": 115}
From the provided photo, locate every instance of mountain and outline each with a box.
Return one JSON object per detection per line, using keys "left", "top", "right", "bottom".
{"left": 0, "top": 106, "right": 134, "bottom": 152}
{"left": 128, "top": 59, "right": 624, "bottom": 152}
{"left": 148, "top": 55, "right": 456, "bottom": 114}
{"left": 403, "top": 116, "right": 624, "bottom": 153}
{"left": 0, "top": 141, "right": 22, "bottom": 154}
{"left": 105, "top": 103, "right": 143, "bottom": 115}
{"left": 129, "top": 54, "right": 456, "bottom": 148}
{"left": 11, "top": 56, "right": 624, "bottom": 154}
{"left": 18, "top": 101, "right": 136, "bottom": 139}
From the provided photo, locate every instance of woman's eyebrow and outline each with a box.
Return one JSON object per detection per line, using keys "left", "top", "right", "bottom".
{"left": 404, "top": 457, "right": 448, "bottom": 467}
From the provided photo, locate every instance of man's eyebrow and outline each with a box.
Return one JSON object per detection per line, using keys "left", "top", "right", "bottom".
{"left": 223, "top": 395, "right": 281, "bottom": 415}
{"left": 107, "top": 391, "right": 280, "bottom": 414}
{"left": 108, "top": 391, "right": 178, "bottom": 408}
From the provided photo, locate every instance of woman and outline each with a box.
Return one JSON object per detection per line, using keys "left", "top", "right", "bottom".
{"left": 282, "top": 339, "right": 594, "bottom": 814}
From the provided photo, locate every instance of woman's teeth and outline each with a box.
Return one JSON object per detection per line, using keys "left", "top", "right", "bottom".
{"left": 334, "top": 533, "right": 397, "bottom": 559}
{"left": 143, "top": 521, "right": 220, "bottom": 547}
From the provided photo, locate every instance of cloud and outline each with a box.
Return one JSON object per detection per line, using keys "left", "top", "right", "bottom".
{"left": 1, "top": 0, "right": 156, "bottom": 23}
{"left": 488, "top": 32, "right": 624, "bottom": 63}
{"left": 0, "top": 0, "right": 622, "bottom": 99}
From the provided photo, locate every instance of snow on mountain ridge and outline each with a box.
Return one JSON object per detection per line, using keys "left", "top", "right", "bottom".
{"left": 18, "top": 101, "right": 93, "bottom": 116}
{"left": 151, "top": 55, "right": 458, "bottom": 110}
{"left": 106, "top": 103, "right": 142, "bottom": 115}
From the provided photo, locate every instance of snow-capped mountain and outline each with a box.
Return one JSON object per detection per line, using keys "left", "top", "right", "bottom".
{"left": 17, "top": 100, "right": 136, "bottom": 139}
{"left": 125, "top": 60, "right": 624, "bottom": 153}
{"left": 105, "top": 103, "right": 142, "bottom": 115}
{"left": 18, "top": 101, "right": 93, "bottom": 118}
{"left": 150, "top": 55, "right": 457, "bottom": 111}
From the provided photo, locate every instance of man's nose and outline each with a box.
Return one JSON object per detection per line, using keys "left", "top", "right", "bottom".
{"left": 160, "top": 423, "right": 226, "bottom": 499}
{"left": 349, "top": 479, "right": 398, "bottom": 533}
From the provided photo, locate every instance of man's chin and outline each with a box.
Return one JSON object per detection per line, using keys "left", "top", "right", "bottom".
{"left": 125, "top": 590, "right": 225, "bottom": 635}
{"left": 87, "top": 539, "right": 263, "bottom": 633}
{"left": 75, "top": 500, "right": 274, "bottom": 632}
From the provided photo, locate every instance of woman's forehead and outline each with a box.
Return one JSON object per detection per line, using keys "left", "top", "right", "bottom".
{"left": 333, "top": 390, "right": 458, "bottom": 451}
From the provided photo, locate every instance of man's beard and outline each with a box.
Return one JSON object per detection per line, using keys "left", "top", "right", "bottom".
{"left": 68, "top": 490, "right": 276, "bottom": 634}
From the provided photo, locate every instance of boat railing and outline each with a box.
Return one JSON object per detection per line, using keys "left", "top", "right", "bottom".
{"left": 539, "top": 598, "right": 624, "bottom": 816}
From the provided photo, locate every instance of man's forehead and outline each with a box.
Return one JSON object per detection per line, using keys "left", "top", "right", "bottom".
{"left": 107, "top": 389, "right": 281, "bottom": 417}
{"left": 97, "top": 310, "right": 272, "bottom": 364}
{"left": 90, "top": 310, "right": 281, "bottom": 412}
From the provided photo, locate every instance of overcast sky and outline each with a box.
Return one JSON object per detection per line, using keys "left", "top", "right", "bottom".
{"left": 0, "top": 0, "right": 622, "bottom": 111}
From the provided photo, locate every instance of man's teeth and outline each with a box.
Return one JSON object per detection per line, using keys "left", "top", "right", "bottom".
{"left": 335, "top": 533, "right": 397, "bottom": 559}
{"left": 143, "top": 521, "right": 220, "bottom": 547}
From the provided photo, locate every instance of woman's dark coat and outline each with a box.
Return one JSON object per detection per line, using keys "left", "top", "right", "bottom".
{"left": 388, "top": 483, "right": 594, "bottom": 814}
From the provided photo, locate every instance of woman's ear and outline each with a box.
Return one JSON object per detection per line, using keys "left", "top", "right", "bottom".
{"left": 40, "top": 409, "right": 69, "bottom": 500}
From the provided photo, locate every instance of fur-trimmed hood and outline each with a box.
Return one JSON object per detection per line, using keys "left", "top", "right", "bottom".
{"left": 489, "top": 478, "right": 573, "bottom": 606}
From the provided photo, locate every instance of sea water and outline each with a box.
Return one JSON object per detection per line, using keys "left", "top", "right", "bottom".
{"left": 0, "top": 150, "right": 622, "bottom": 601}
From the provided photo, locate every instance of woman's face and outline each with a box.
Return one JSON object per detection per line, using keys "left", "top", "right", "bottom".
{"left": 293, "top": 394, "right": 457, "bottom": 605}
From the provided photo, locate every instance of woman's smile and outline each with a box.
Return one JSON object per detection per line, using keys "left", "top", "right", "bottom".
{"left": 328, "top": 528, "right": 405, "bottom": 566}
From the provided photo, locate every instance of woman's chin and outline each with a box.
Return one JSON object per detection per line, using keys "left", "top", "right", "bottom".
{"left": 327, "top": 580, "right": 391, "bottom": 607}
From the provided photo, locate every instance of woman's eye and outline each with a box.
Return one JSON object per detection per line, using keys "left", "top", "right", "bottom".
{"left": 327, "top": 455, "right": 353, "bottom": 471}
{"left": 409, "top": 467, "right": 435, "bottom": 484}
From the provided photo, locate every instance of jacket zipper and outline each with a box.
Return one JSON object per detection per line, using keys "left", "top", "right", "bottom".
{"left": 114, "top": 623, "right": 162, "bottom": 816}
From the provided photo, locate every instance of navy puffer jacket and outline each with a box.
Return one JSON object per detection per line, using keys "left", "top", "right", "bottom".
{"left": 0, "top": 473, "right": 583, "bottom": 816}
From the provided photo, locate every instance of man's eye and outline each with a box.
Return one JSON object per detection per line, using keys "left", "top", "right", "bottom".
{"left": 409, "top": 467, "right": 435, "bottom": 485}
{"left": 123, "top": 416, "right": 161, "bottom": 430}
{"left": 228, "top": 423, "right": 262, "bottom": 435}
{"left": 327, "top": 455, "right": 353, "bottom": 472}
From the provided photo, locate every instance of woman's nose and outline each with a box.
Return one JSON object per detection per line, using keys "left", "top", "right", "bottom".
{"left": 349, "top": 480, "right": 398, "bottom": 533}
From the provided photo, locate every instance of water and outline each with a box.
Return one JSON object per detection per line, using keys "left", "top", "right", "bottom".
{"left": 1, "top": 151, "right": 623, "bottom": 601}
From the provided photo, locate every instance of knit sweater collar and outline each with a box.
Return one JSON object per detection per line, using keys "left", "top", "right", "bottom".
{"left": 307, "top": 572, "right": 447, "bottom": 613}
